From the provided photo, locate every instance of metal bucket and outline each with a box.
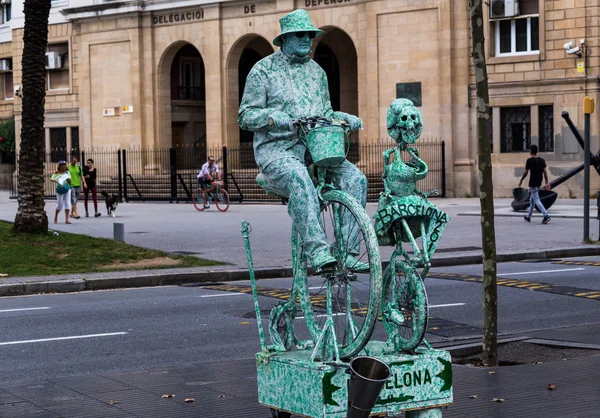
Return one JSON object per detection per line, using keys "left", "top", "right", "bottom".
{"left": 347, "top": 356, "right": 391, "bottom": 418}
{"left": 304, "top": 125, "right": 346, "bottom": 167}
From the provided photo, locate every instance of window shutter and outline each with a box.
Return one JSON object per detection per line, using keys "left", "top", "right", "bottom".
{"left": 519, "top": 0, "right": 539, "bottom": 15}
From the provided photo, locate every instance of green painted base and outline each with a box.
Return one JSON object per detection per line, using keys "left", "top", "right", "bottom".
{"left": 256, "top": 341, "right": 453, "bottom": 417}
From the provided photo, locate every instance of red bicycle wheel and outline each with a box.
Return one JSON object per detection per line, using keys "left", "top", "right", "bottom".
{"left": 192, "top": 190, "right": 205, "bottom": 211}
{"left": 216, "top": 188, "right": 230, "bottom": 212}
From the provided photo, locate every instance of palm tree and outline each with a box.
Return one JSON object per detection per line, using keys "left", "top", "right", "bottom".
{"left": 13, "top": 1, "right": 52, "bottom": 233}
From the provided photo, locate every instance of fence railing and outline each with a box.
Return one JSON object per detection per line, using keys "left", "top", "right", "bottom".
{"left": 3, "top": 139, "right": 445, "bottom": 202}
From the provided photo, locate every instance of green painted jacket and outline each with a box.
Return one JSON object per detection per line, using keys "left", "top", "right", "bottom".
{"left": 238, "top": 50, "right": 348, "bottom": 171}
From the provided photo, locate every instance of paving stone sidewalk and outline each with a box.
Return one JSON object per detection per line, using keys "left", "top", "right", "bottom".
{"left": 1, "top": 351, "right": 598, "bottom": 417}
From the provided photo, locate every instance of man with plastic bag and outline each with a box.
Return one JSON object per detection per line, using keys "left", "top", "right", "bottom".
{"left": 238, "top": 9, "right": 367, "bottom": 272}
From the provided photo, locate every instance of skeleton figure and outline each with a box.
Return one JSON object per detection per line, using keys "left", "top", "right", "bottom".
{"left": 238, "top": 9, "right": 367, "bottom": 272}
{"left": 374, "top": 99, "right": 449, "bottom": 250}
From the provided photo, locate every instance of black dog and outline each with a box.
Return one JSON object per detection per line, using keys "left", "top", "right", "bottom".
{"left": 101, "top": 191, "right": 119, "bottom": 218}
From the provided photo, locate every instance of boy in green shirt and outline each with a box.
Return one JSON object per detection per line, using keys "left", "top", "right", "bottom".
{"left": 67, "top": 156, "right": 86, "bottom": 219}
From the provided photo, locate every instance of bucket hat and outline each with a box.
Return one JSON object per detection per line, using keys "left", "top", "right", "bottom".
{"left": 273, "top": 9, "right": 324, "bottom": 47}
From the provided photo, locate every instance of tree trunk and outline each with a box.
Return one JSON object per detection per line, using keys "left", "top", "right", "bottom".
{"left": 469, "top": 0, "right": 498, "bottom": 366}
{"left": 13, "top": 1, "right": 52, "bottom": 233}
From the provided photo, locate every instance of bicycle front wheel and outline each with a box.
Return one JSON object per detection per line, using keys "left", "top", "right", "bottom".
{"left": 192, "top": 190, "right": 205, "bottom": 211}
{"left": 216, "top": 188, "right": 230, "bottom": 212}
{"left": 297, "top": 189, "right": 382, "bottom": 360}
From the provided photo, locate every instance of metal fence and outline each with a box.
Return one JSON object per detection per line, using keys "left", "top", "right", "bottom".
{"left": 4, "top": 139, "right": 445, "bottom": 202}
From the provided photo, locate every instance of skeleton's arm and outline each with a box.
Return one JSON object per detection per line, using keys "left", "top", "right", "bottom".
{"left": 406, "top": 147, "right": 428, "bottom": 181}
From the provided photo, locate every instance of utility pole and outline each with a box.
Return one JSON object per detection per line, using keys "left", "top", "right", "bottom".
{"left": 583, "top": 97, "right": 594, "bottom": 241}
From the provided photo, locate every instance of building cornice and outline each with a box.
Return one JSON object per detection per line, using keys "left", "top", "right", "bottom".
{"left": 60, "top": 0, "right": 227, "bottom": 21}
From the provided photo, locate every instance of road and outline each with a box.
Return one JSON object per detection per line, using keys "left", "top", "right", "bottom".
{"left": 1, "top": 256, "right": 599, "bottom": 385}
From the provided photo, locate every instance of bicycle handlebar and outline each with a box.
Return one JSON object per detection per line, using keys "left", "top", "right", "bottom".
{"left": 268, "top": 116, "right": 349, "bottom": 132}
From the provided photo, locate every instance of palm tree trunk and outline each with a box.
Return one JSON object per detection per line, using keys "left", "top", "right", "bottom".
{"left": 469, "top": 0, "right": 498, "bottom": 366}
{"left": 13, "top": 1, "right": 52, "bottom": 233}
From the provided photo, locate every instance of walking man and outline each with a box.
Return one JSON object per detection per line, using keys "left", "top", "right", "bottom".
{"left": 518, "top": 144, "right": 551, "bottom": 224}
{"left": 67, "top": 155, "right": 86, "bottom": 219}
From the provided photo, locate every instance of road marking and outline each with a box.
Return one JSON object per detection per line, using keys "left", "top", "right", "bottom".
{"left": 429, "top": 303, "right": 465, "bottom": 308}
{"left": 199, "top": 293, "right": 247, "bottom": 298}
{"left": 555, "top": 260, "right": 600, "bottom": 267}
{"left": 0, "top": 307, "right": 51, "bottom": 313}
{"left": 429, "top": 273, "right": 600, "bottom": 300}
{"left": 0, "top": 332, "right": 128, "bottom": 346}
{"left": 297, "top": 313, "right": 345, "bottom": 319}
{"left": 504, "top": 268, "right": 585, "bottom": 276}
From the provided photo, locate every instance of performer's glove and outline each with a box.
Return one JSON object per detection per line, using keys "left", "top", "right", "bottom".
{"left": 337, "top": 112, "right": 363, "bottom": 132}
{"left": 269, "top": 111, "right": 292, "bottom": 131}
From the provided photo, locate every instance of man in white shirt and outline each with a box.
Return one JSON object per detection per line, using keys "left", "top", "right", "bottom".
{"left": 197, "top": 156, "right": 221, "bottom": 209}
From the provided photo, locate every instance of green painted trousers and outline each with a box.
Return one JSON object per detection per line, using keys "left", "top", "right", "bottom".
{"left": 263, "top": 157, "right": 367, "bottom": 266}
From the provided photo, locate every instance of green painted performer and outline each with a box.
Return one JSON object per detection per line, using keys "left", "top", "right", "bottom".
{"left": 238, "top": 9, "right": 367, "bottom": 272}
{"left": 374, "top": 99, "right": 449, "bottom": 262}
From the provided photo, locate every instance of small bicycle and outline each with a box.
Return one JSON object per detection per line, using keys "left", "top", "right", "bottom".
{"left": 193, "top": 181, "right": 230, "bottom": 212}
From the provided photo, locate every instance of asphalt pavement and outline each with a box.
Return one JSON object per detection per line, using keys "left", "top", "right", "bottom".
{"left": 1, "top": 257, "right": 600, "bottom": 416}
{"left": 1, "top": 256, "right": 599, "bottom": 384}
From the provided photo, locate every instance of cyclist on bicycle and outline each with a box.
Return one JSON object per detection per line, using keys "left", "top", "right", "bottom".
{"left": 238, "top": 9, "right": 367, "bottom": 273}
{"left": 197, "top": 156, "right": 221, "bottom": 209}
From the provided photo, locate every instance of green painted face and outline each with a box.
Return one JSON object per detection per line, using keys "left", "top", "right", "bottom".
{"left": 386, "top": 99, "right": 423, "bottom": 145}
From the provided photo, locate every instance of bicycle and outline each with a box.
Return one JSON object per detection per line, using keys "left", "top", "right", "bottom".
{"left": 193, "top": 180, "right": 230, "bottom": 212}
{"left": 375, "top": 146, "right": 449, "bottom": 353}
{"left": 256, "top": 116, "right": 383, "bottom": 361}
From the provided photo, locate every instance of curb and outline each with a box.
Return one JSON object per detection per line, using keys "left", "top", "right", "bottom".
{"left": 2, "top": 247, "right": 600, "bottom": 297}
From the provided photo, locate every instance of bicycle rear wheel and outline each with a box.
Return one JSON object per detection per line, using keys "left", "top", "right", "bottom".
{"left": 297, "top": 189, "right": 382, "bottom": 360}
{"left": 192, "top": 190, "right": 205, "bottom": 211}
{"left": 384, "top": 267, "right": 428, "bottom": 351}
{"left": 216, "top": 188, "right": 230, "bottom": 212}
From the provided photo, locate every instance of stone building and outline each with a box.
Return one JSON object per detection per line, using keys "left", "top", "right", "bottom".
{"left": 1, "top": 0, "right": 598, "bottom": 198}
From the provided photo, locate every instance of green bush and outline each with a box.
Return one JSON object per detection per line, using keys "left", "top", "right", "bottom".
{"left": 0, "top": 116, "right": 15, "bottom": 153}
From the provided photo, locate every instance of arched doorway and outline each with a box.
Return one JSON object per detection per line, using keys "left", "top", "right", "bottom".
{"left": 313, "top": 28, "right": 359, "bottom": 161}
{"left": 226, "top": 35, "right": 273, "bottom": 168}
{"left": 169, "top": 44, "right": 206, "bottom": 166}
{"left": 157, "top": 42, "right": 207, "bottom": 171}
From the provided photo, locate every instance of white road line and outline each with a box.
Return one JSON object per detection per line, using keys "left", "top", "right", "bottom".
{"left": 0, "top": 332, "right": 128, "bottom": 346}
{"left": 429, "top": 303, "right": 465, "bottom": 308}
{"left": 0, "top": 307, "right": 51, "bottom": 313}
{"left": 504, "top": 268, "right": 585, "bottom": 276}
{"left": 199, "top": 293, "right": 247, "bottom": 298}
{"left": 297, "top": 313, "right": 345, "bottom": 319}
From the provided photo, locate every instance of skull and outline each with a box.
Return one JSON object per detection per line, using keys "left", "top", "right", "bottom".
{"left": 386, "top": 99, "right": 423, "bottom": 145}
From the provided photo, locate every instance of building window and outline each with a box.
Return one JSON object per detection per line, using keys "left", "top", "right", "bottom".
{"left": 0, "top": 3, "right": 11, "bottom": 25}
{"left": 50, "top": 127, "right": 67, "bottom": 163}
{"left": 46, "top": 43, "right": 69, "bottom": 91}
{"left": 492, "top": 0, "right": 539, "bottom": 57}
{"left": 495, "top": 17, "right": 539, "bottom": 56}
{"left": 538, "top": 105, "right": 554, "bottom": 153}
{"left": 501, "top": 107, "right": 531, "bottom": 153}
{"left": 0, "top": 58, "right": 12, "bottom": 100}
{"left": 71, "top": 127, "right": 80, "bottom": 156}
